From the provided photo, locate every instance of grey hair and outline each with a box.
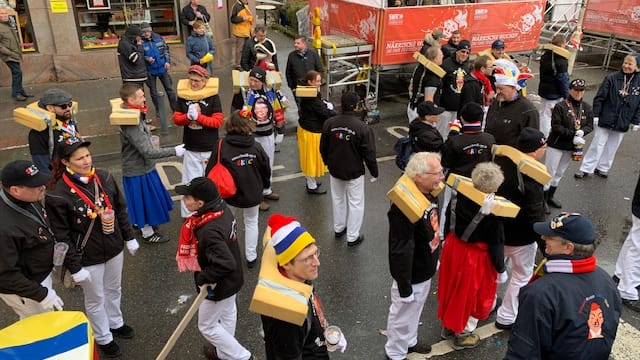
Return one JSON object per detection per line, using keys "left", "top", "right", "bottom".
{"left": 405, "top": 152, "right": 441, "bottom": 180}
{"left": 471, "top": 162, "right": 504, "bottom": 193}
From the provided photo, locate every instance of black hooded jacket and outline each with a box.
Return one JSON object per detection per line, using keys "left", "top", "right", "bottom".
{"left": 117, "top": 26, "right": 147, "bottom": 82}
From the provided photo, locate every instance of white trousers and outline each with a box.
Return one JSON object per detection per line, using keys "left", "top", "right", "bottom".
{"left": 496, "top": 242, "right": 538, "bottom": 325}
{"left": 0, "top": 273, "right": 54, "bottom": 320}
{"left": 80, "top": 251, "right": 125, "bottom": 345}
{"left": 579, "top": 126, "right": 625, "bottom": 174}
{"left": 437, "top": 111, "right": 456, "bottom": 141}
{"left": 544, "top": 147, "right": 572, "bottom": 188}
{"left": 539, "top": 98, "right": 563, "bottom": 138}
{"left": 385, "top": 279, "right": 431, "bottom": 360}
{"left": 255, "top": 135, "right": 275, "bottom": 195}
{"left": 330, "top": 175, "right": 365, "bottom": 242}
{"left": 615, "top": 214, "right": 640, "bottom": 300}
{"left": 198, "top": 295, "right": 251, "bottom": 360}
{"left": 181, "top": 150, "right": 212, "bottom": 217}
{"left": 228, "top": 205, "right": 260, "bottom": 262}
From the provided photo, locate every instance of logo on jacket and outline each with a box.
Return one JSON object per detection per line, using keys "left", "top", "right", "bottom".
{"left": 232, "top": 153, "right": 256, "bottom": 166}
{"left": 587, "top": 302, "right": 605, "bottom": 339}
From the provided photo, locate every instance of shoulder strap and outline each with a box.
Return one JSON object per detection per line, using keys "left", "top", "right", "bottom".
{"left": 216, "top": 138, "right": 223, "bottom": 164}
{"left": 0, "top": 189, "right": 49, "bottom": 229}
{"left": 78, "top": 180, "right": 100, "bottom": 252}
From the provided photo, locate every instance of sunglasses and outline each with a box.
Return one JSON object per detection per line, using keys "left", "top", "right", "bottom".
{"left": 56, "top": 102, "right": 74, "bottom": 110}
{"left": 459, "top": 50, "right": 470, "bottom": 54}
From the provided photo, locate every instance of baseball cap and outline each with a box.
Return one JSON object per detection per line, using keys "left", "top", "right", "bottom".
{"left": 249, "top": 67, "right": 266, "bottom": 82}
{"left": 459, "top": 103, "right": 484, "bottom": 123}
{"left": 1, "top": 160, "right": 50, "bottom": 188}
{"left": 175, "top": 177, "right": 221, "bottom": 202}
{"left": 492, "top": 40, "right": 505, "bottom": 49}
{"left": 341, "top": 92, "right": 359, "bottom": 111}
{"left": 533, "top": 213, "right": 595, "bottom": 245}
{"left": 188, "top": 65, "right": 209, "bottom": 78}
{"left": 417, "top": 101, "right": 445, "bottom": 117}
{"left": 40, "top": 88, "right": 72, "bottom": 106}
{"left": 56, "top": 137, "right": 91, "bottom": 159}
{"left": 516, "top": 127, "right": 546, "bottom": 153}
{"left": 457, "top": 40, "right": 471, "bottom": 51}
{"left": 570, "top": 79, "right": 586, "bottom": 91}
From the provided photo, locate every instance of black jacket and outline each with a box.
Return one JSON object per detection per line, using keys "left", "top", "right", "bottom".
{"left": 320, "top": 111, "right": 378, "bottom": 180}
{"left": 459, "top": 73, "right": 484, "bottom": 111}
{"left": 495, "top": 156, "right": 545, "bottom": 247}
{"left": 285, "top": 49, "right": 323, "bottom": 90}
{"left": 117, "top": 28, "right": 147, "bottom": 82}
{"left": 388, "top": 194, "right": 441, "bottom": 298}
{"left": 592, "top": 71, "right": 640, "bottom": 133}
{"left": 205, "top": 134, "right": 270, "bottom": 208}
{"left": 547, "top": 98, "right": 594, "bottom": 151}
{"left": 485, "top": 96, "right": 540, "bottom": 146}
{"left": 175, "top": 94, "right": 223, "bottom": 152}
{"left": 409, "top": 64, "right": 442, "bottom": 108}
{"left": 409, "top": 121, "right": 444, "bottom": 154}
{"left": 0, "top": 191, "right": 55, "bottom": 302}
{"left": 193, "top": 200, "right": 244, "bottom": 301}
{"left": 440, "top": 56, "right": 471, "bottom": 111}
{"left": 46, "top": 169, "right": 135, "bottom": 271}
{"left": 442, "top": 130, "right": 495, "bottom": 177}
{"left": 298, "top": 95, "right": 336, "bottom": 133}
{"left": 179, "top": 4, "right": 211, "bottom": 33}
{"left": 241, "top": 36, "right": 279, "bottom": 72}
{"left": 538, "top": 49, "right": 569, "bottom": 100}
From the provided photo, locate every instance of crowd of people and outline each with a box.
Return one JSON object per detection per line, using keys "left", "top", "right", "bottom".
{"left": 2, "top": 2, "right": 640, "bottom": 359}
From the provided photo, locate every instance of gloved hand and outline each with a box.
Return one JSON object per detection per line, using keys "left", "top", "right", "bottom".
{"left": 126, "top": 239, "right": 140, "bottom": 256}
{"left": 573, "top": 136, "right": 586, "bottom": 145}
{"left": 480, "top": 193, "right": 497, "bottom": 215}
{"left": 370, "top": 177, "right": 378, "bottom": 183}
{"left": 593, "top": 117, "right": 599, "bottom": 126}
{"left": 40, "top": 288, "right": 64, "bottom": 311}
{"left": 175, "top": 144, "right": 186, "bottom": 157}
{"left": 326, "top": 332, "right": 348, "bottom": 353}
{"left": 497, "top": 271, "right": 509, "bottom": 284}
{"left": 274, "top": 133, "right": 284, "bottom": 145}
{"left": 187, "top": 104, "right": 199, "bottom": 121}
{"left": 399, "top": 293, "right": 414, "bottom": 303}
{"left": 72, "top": 268, "right": 92, "bottom": 283}
{"left": 199, "top": 284, "right": 216, "bottom": 298}
{"left": 633, "top": 125, "right": 640, "bottom": 132}
{"left": 575, "top": 130, "right": 584, "bottom": 138}
{"left": 323, "top": 100, "right": 335, "bottom": 111}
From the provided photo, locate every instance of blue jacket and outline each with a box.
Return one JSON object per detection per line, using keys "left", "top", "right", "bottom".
{"left": 142, "top": 32, "right": 171, "bottom": 76}
{"left": 186, "top": 32, "right": 215, "bottom": 65}
{"left": 593, "top": 70, "right": 640, "bottom": 133}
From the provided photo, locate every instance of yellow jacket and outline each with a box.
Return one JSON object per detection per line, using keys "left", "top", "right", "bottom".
{"left": 230, "top": 1, "right": 253, "bottom": 38}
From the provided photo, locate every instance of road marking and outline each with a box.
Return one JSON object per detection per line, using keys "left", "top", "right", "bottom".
{"left": 387, "top": 126, "right": 409, "bottom": 139}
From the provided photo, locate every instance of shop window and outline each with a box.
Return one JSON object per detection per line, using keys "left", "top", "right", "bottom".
{"left": 4, "top": 0, "right": 37, "bottom": 52}
{"left": 75, "top": 0, "right": 180, "bottom": 49}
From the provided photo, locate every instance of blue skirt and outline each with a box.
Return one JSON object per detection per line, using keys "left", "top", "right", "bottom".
{"left": 122, "top": 169, "right": 173, "bottom": 227}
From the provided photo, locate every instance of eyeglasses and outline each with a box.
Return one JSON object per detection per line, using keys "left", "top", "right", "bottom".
{"left": 459, "top": 50, "right": 470, "bottom": 54}
{"left": 295, "top": 249, "right": 320, "bottom": 265}
{"left": 423, "top": 168, "right": 444, "bottom": 176}
{"left": 56, "top": 102, "right": 74, "bottom": 110}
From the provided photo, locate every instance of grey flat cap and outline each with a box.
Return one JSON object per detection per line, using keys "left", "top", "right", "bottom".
{"left": 40, "top": 88, "right": 72, "bottom": 105}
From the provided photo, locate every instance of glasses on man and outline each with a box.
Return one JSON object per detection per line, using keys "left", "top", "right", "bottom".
{"left": 56, "top": 102, "right": 74, "bottom": 110}
{"left": 296, "top": 249, "right": 320, "bottom": 265}
{"left": 424, "top": 168, "right": 445, "bottom": 176}
{"left": 459, "top": 50, "right": 470, "bottom": 54}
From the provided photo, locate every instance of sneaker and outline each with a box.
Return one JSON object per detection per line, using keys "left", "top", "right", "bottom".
{"left": 408, "top": 344, "right": 432, "bottom": 354}
{"left": 203, "top": 344, "right": 220, "bottom": 360}
{"left": 143, "top": 232, "right": 169, "bottom": 243}
{"left": 494, "top": 321, "right": 513, "bottom": 330}
{"left": 247, "top": 259, "right": 257, "bottom": 269}
{"left": 264, "top": 192, "right": 280, "bottom": 201}
{"left": 574, "top": 171, "right": 591, "bottom": 179}
{"left": 347, "top": 234, "right": 365, "bottom": 247}
{"left": 440, "top": 327, "right": 455, "bottom": 340}
{"left": 21, "top": 91, "right": 34, "bottom": 98}
{"left": 623, "top": 298, "right": 640, "bottom": 312}
{"left": 452, "top": 333, "right": 480, "bottom": 350}
{"left": 334, "top": 228, "right": 347, "bottom": 238}
{"left": 110, "top": 324, "right": 135, "bottom": 339}
{"left": 99, "top": 341, "right": 122, "bottom": 358}
{"left": 13, "top": 94, "right": 27, "bottom": 101}
{"left": 306, "top": 185, "right": 327, "bottom": 195}
{"left": 259, "top": 201, "right": 270, "bottom": 211}
{"left": 594, "top": 169, "right": 608, "bottom": 178}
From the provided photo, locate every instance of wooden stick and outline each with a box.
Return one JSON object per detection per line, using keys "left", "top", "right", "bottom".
{"left": 155, "top": 285, "right": 214, "bottom": 360}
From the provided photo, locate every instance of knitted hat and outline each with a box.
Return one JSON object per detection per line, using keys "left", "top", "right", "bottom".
{"left": 249, "top": 67, "right": 266, "bottom": 82}
{"left": 268, "top": 214, "right": 316, "bottom": 266}
{"left": 516, "top": 127, "right": 546, "bottom": 153}
{"left": 457, "top": 40, "right": 471, "bottom": 51}
{"left": 341, "top": 92, "right": 359, "bottom": 111}
{"left": 459, "top": 102, "right": 484, "bottom": 123}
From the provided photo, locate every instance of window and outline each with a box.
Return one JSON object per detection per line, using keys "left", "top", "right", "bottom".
{"left": 5, "top": 0, "right": 37, "bottom": 52}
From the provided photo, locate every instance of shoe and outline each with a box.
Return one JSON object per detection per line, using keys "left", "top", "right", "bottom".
{"left": 335, "top": 229, "right": 347, "bottom": 238}
{"left": 259, "top": 201, "right": 270, "bottom": 211}
{"left": 143, "top": 232, "right": 169, "bottom": 243}
{"left": 110, "top": 324, "right": 135, "bottom": 339}
{"left": 546, "top": 186, "right": 562, "bottom": 208}
{"left": 99, "top": 341, "right": 122, "bottom": 358}
{"left": 13, "top": 94, "right": 27, "bottom": 101}
{"left": 264, "top": 192, "right": 280, "bottom": 201}
{"left": 408, "top": 344, "right": 432, "bottom": 354}
{"left": 452, "top": 333, "right": 480, "bottom": 350}
{"left": 574, "top": 171, "right": 591, "bottom": 179}
{"left": 347, "top": 234, "right": 365, "bottom": 247}
{"left": 622, "top": 298, "right": 640, "bottom": 312}
{"left": 21, "top": 92, "right": 34, "bottom": 97}
{"left": 247, "top": 259, "right": 257, "bottom": 269}
{"left": 594, "top": 169, "right": 608, "bottom": 178}
{"left": 440, "top": 327, "right": 455, "bottom": 340}
{"left": 203, "top": 344, "right": 220, "bottom": 360}
{"left": 494, "top": 321, "right": 513, "bottom": 330}
{"left": 306, "top": 185, "right": 327, "bottom": 195}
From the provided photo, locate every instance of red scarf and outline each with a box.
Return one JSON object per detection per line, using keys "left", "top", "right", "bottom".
{"left": 176, "top": 210, "right": 224, "bottom": 272}
{"left": 123, "top": 102, "right": 148, "bottom": 113}
{"left": 472, "top": 69, "right": 494, "bottom": 96}
{"left": 530, "top": 255, "right": 597, "bottom": 283}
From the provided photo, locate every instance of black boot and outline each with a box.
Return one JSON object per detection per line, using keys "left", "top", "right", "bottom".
{"left": 543, "top": 191, "right": 551, "bottom": 214}
{"left": 547, "top": 186, "right": 562, "bottom": 208}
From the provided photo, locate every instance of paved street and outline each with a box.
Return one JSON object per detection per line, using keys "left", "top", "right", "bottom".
{"left": 1, "top": 31, "right": 640, "bottom": 359}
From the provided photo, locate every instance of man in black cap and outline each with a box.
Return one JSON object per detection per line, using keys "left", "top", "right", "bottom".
{"left": 117, "top": 24, "right": 147, "bottom": 85}
{"left": 175, "top": 177, "right": 256, "bottom": 360}
{"left": 438, "top": 39, "right": 471, "bottom": 140}
{"left": 0, "top": 160, "right": 65, "bottom": 319}
{"left": 28, "top": 88, "right": 81, "bottom": 175}
{"left": 493, "top": 127, "right": 547, "bottom": 330}
{"left": 505, "top": 213, "right": 621, "bottom": 359}
{"left": 320, "top": 92, "right": 378, "bottom": 247}
{"left": 409, "top": 101, "right": 445, "bottom": 153}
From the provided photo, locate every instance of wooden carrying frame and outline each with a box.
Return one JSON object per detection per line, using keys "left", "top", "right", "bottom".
{"left": 386, "top": 174, "right": 443, "bottom": 223}
{"left": 446, "top": 173, "right": 520, "bottom": 218}
{"left": 492, "top": 145, "right": 552, "bottom": 185}
{"left": 177, "top": 78, "right": 219, "bottom": 100}
{"left": 109, "top": 98, "right": 140, "bottom": 125}
{"left": 412, "top": 52, "right": 446, "bottom": 78}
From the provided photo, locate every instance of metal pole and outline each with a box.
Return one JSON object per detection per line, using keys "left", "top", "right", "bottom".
{"left": 568, "top": 0, "right": 589, "bottom": 75}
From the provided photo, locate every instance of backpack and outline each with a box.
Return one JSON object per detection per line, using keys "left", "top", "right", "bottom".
{"left": 207, "top": 139, "right": 237, "bottom": 198}
{"left": 394, "top": 136, "right": 413, "bottom": 170}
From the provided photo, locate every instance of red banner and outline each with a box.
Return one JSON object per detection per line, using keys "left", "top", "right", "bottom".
{"left": 583, "top": 0, "right": 640, "bottom": 40}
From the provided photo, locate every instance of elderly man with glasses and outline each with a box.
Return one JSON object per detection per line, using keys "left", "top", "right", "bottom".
{"left": 28, "top": 88, "right": 81, "bottom": 175}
